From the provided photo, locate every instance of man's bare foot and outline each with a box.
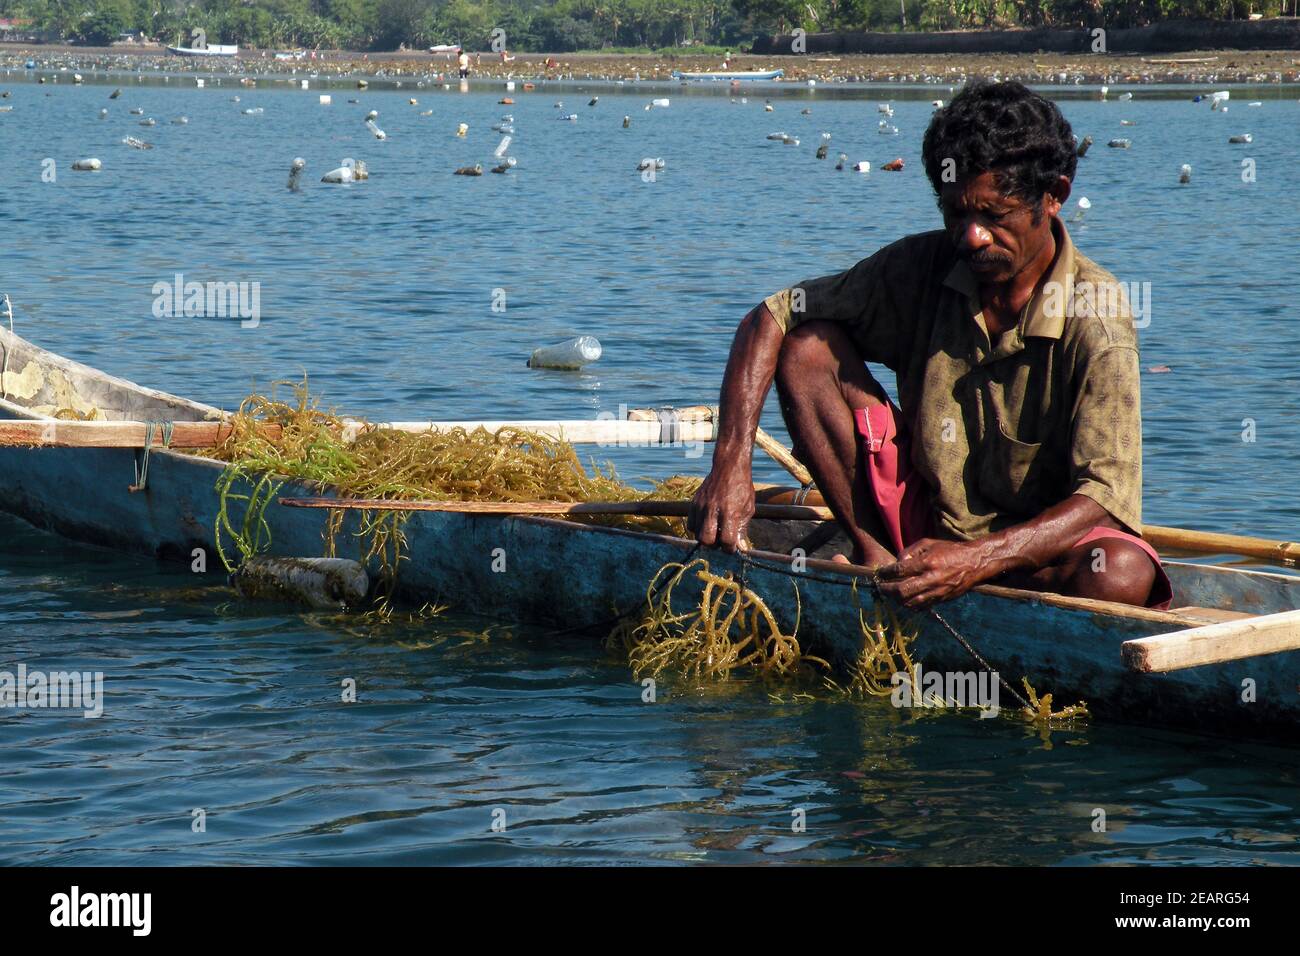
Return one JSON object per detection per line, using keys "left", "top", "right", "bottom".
{"left": 831, "top": 546, "right": 893, "bottom": 568}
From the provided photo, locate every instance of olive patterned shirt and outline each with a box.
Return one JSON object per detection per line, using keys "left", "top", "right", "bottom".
{"left": 762, "top": 219, "right": 1144, "bottom": 540}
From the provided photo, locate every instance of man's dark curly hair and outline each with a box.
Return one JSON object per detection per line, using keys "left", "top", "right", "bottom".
{"left": 922, "top": 80, "right": 1077, "bottom": 207}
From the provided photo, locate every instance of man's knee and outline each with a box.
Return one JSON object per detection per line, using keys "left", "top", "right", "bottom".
{"left": 776, "top": 321, "right": 845, "bottom": 389}
{"left": 1063, "top": 539, "right": 1156, "bottom": 606}
{"left": 776, "top": 321, "right": 883, "bottom": 410}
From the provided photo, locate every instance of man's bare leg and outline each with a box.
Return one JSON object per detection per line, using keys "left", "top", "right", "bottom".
{"left": 774, "top": 321, "right": 895, "bottom": 566}
{"left": 998, "top": 537, "right": 1157, "bottom": 606}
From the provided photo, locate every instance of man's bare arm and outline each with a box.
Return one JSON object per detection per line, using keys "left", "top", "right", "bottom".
{"left": 877, "top": 494, "right": 1109, "bottom": 607}
{"left": 688, "top": 304, "right": 784, "bottom": 552}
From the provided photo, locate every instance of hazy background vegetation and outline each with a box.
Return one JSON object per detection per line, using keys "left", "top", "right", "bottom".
{"left": 1, "top": 1, "right": 1295, "bottom": 53}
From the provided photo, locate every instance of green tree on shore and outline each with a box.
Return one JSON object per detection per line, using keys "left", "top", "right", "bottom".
{"left": 1, "top": 0, "right": 1294, "bottom": 52}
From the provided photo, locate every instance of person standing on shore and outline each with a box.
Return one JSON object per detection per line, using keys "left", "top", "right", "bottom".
{"left": 457, "top": 48, "right": 470, "bottom": 79}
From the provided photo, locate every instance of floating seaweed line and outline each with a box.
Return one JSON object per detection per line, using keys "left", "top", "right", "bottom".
{"left": 606, "top": 557, "right": 827, "bottom": 682}
{"left": 611, "top": 558, "right": 1089, "bottom": 726}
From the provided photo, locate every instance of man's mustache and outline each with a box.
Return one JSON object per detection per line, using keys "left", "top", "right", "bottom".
{"left": 961, "top": 249, "right": 1012, "bottom": 268}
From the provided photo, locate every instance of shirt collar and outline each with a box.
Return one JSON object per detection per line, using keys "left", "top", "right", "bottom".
{"left": 941, "top": 216, "right": 1076, "bottom": 341}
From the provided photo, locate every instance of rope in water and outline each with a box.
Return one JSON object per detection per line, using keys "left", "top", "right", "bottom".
{"left": 1, "top": 293, "right": 13, "bottom": 401}
{"left": 736, "top": 550, "right": 1033, "bottom": 711}
{"left": 575, "top": 540, "right": 1028, "bottom": 711}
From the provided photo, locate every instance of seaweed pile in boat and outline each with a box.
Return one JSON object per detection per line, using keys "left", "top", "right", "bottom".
{"left": 193, "top": 380, "right": 697, "bottom": 587}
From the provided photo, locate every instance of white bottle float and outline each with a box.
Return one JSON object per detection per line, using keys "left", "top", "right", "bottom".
{"left": 527, "top": 336, "right": 602, "bottom": 370}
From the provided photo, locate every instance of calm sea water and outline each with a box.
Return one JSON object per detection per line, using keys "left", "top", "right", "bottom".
{"left": 1, "top": 72, "right": 1298, "bottom": 865}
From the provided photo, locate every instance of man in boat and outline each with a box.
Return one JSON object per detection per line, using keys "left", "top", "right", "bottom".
{"left": 689, "top": 80, "right": 1172, "bottom": 610}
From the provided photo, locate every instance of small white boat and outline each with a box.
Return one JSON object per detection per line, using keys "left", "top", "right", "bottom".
{"left": 672, "top": 69, "right": 784, "bottom": 82}
{"left": 167, "top": 44, "right": 238, "bottom": 57}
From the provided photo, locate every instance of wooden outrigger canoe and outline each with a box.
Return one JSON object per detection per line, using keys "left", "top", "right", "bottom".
{"left": 1, "top": 325, "right": 1298, "bottom": 742}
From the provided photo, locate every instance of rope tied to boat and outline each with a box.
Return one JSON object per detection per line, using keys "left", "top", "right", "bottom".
{"left": 1, "top": 293, "right": 13, "bottom": 401}
{"left": 736, "top": 550, "right": 1033, "bottom": 711}
{"left": 128, "top": 420, "right": 174, "bottom": 493}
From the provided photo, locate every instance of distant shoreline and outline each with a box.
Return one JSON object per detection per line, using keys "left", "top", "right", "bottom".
{"left": 4, "top": 44, "right": 1300, "bottom": 87}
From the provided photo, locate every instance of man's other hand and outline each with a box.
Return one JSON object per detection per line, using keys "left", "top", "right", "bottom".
{"left": 688, "top": 466, "right": 755, "bottom": 554}
{"left": 876, "top": 537, "right": 989, "bottom": 608}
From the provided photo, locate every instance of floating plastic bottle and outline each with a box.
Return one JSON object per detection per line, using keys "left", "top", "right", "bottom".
{"left": 527, "top": 336, "right": 602, "bottom": 370}
{"left": 234, "top": 557, "right": 369, "bottom": 611}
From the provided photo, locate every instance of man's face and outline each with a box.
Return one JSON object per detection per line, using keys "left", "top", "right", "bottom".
{"left": 939, "top": 171, "right": 1061, "bottom": 284}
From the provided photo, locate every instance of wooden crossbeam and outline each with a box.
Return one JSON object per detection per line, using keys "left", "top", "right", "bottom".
{"left": 0, "top": 420, "right": 282, "bottom": 448}
{"left": 1122, "top": 609, "right": 1300, "bottom": 673}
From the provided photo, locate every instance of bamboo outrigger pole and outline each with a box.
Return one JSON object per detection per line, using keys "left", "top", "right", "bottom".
{"left": 1140, "top": 526, "right": 1300, "bottom": 567}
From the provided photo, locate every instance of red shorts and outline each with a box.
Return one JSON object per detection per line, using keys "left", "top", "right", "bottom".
{"left": 853, "top": 403, "right": 1173, "bottom": 610}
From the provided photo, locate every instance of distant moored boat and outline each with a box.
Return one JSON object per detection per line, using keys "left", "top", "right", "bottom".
{"left": 167, "top": 44, "right": 238, "bottom": 57}
{"left": 671, "top": 69, "right": 784, "bottom": 82}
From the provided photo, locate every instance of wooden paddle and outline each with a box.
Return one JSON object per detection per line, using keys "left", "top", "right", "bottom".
{"left": 754, "top": 426, "right": 813, "bottom": 486}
